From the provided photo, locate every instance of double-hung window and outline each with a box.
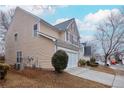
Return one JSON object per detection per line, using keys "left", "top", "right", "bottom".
{"left": 33, "top": 24, "right": 38, "bottom": 37}
{"left": 17, "top": 51, "right": 22, "bottom": 63}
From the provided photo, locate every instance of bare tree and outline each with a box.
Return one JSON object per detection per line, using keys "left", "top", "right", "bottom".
{"left": 96, "top": 12, "right": 124, "bottom": 65}
{"left": 0, "top": 9, "right": 15, "bottom": 54}
{"left": 0, "top": 9, "right": 15, "bottom": 31}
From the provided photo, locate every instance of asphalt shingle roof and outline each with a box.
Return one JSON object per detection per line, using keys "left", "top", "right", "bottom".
{"left": 54, "top": 18, "right": 75, "bottom": 31}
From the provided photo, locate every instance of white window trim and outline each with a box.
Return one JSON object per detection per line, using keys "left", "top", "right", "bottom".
{"left": 38, "top": 22, "right": 40, "bottom": 34}
{"left": 32, "top": 22, "right": 40, "bottom": 37}
{"left": 16, "top": 51, "right": 22, "bottom": 63}
{"left": 66, "top": 31, "right": 79, "bottom": 47}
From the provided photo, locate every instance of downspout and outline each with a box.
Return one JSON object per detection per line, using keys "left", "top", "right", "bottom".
{"left": 54, "top": 39, "right": 57, "bottom": 52}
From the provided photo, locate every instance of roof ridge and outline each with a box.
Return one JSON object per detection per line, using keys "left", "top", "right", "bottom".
{"left": 15, "top": 7, "right": 63, "bottom": 32}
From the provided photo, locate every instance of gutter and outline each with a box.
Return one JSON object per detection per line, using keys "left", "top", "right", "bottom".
{"left": 37, "top": 31, "right": 56, "bottom": 42}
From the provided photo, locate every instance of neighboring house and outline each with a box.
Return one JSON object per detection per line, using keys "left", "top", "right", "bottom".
{"left": 111, "top": 51, "right": 124, "bottom": 64}
{"left": 5, "top": 7, "right": 80, "bottom": 69}
{"left": 79, "top": 43, "right": 92, "bottom": 60}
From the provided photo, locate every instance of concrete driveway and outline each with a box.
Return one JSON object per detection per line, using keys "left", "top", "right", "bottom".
{"left": 65, "top": 67, "right": 124, "bottom": 88}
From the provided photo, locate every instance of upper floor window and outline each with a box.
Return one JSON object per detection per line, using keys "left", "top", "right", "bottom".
{"left": 33, "top": 24, "right": 38, "bottom": 37}
{"left": 66, "top": 31, "right": 79, "bottom": 45}
{"left": 73, "top": 35, "right": 78, "bottom": 42}
{"left": 14, "top": 33, "right": 18, "bottom": 41}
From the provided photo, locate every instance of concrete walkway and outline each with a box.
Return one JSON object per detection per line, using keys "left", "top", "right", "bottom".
{"left": 65, "top": 67, "right": 124, "bottom": 88}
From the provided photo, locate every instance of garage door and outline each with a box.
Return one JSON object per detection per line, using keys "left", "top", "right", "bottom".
{"left": 67, "top": 52, "right": 78, "bottom": 68}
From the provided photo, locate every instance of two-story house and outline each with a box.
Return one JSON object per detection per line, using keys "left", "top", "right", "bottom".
{"left": 79, "top": 43, "right": 92, "bottom": 61}
{"left": 5, "top": 7, "right": 80, "bottom": 69}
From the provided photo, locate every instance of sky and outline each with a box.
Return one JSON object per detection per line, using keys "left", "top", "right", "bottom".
{"left": 41, "top": 5, "right": 122, "bottom": 42}
{"left": 0, "top": 5, "right": 123, "bottom": 42}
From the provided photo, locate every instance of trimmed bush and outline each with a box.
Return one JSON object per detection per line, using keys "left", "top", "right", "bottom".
{"left": 0, "top": 63, "right": 10, "bottom": 80}
{"left": 78, "top": 59, "right": 86, "bottom": 67}
{"left": 52, "top": 50, "right": 68, "bottom": 73}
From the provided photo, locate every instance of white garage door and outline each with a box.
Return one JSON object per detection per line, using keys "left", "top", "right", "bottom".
{"left": 67, "top": 52, "right": 78, "bottom": 68}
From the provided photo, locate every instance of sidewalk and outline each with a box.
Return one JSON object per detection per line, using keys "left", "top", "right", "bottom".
{"left": 66, "top": 67, "right": 124, "bottom": 87}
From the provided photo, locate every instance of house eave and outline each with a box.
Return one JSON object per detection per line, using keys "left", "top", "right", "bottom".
{"left": 37, "top": 31, "right": 56, "bottom": 42}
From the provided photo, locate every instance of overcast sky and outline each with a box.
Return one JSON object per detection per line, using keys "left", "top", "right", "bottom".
{"left": 0, "top": 5, "right": 123, "bottom": 42}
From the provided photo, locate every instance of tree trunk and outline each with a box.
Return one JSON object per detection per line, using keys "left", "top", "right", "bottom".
{"left": 104, "top": 54, "right": 108, "bottom": 66}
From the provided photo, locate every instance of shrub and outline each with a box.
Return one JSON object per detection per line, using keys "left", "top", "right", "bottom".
{"left": 94, "top": 62, "right": 99, "bottom": 65}
{"left": 86, "top": 60, "right": 90, "bottom": 66}
{"left": 86, "top": 59, "right": 99, "bottom": 67}
{"left": 0, "top": 60, "right": 4, "bottom": 63}
{"left": 52, "top": 50, "right": 68, "bottom": 73}
{"left": 78, "top": 59, "right": 86, "bottom": 67}
{"left": 0, "top": 57, "right": 5, "bottom": 63}
{"left": 89, "top": 63, "right": 99, "bottom": 67}
{"left": 90, "top": 57, "right": 96, "bottom": 63}
{"left": 0, "top": 63, "right": 10, "bottom": 80}
{"left": 0, "top": 56, "right": 5, "bottom": 61}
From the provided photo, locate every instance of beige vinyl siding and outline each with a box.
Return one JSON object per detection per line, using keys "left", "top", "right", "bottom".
{"left": 5, "top": 7, "right": 55, "bottom": 68}
{"left": 59, "top": 32, "right": 65, "bottom": 41}
{"left": 5, "top": 7, "right": 80, "bottom": 69}
{"left": 40, "top": 22, "right": 60, "bottom": 39}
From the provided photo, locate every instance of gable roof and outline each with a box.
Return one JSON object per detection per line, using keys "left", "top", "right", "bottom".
{"left": 15, "top": 7, "right": 64, "bottom": 32}
{"left": 54, "top": 18, "right": 75, "bottom": 31}
{"left": 54, "top": 18, "right": 80, "bottom": 37}
{"left": 13, "top": 7, "right": 79, "bottom": 35}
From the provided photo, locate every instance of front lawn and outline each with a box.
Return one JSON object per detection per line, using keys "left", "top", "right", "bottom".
{"left": 89, "top": 65, "right": 115, "bottom": 75}
{"left": 89, "top": 65, "right": 124, "bottom": 76}
{"left": 0, "top": 67, "right": 110, "bottom": 88}
{"left": 115, "top": 69, "right": 124, "bottom": 76}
